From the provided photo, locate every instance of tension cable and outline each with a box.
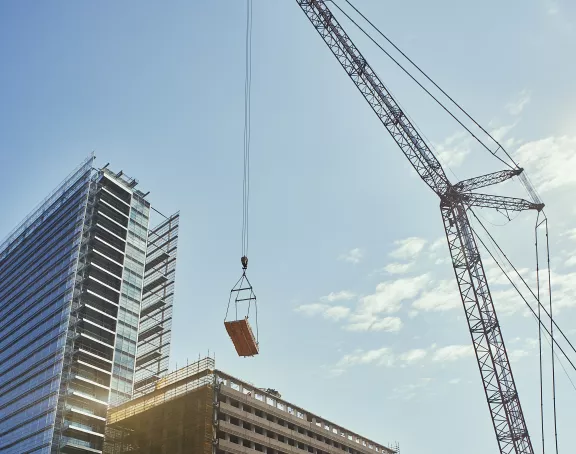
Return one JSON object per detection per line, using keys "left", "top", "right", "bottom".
{"left": 331, "top": 0, "right": 515, "bottom": 169}
{"left": 469, "top": 210, "right": 576, "bottom": 374}
{"left": 535, "top": 213, "right": 545, "bottom": 453}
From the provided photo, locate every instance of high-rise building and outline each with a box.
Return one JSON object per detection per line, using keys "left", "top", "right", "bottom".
{"left": 106, "top": 357, "right": 397, "bottom": 454}
{"left": 0, "top": 156, "right": 179, "bottom": 454}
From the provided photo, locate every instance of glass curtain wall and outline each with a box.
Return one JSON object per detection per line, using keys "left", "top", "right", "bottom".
{"left": 0, "top": 158, "right": 94, "bottom": 453}
{"left": 109, "top": 192, "right": 151, "bottom": 406}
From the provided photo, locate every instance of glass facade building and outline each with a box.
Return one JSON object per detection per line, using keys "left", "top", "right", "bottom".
{"left": 0, "top": 156, "right": 179, "bottom": 453}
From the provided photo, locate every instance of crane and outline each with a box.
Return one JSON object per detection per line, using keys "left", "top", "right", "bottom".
{"left": 294, "top": 1, "right": 543, "bottom": 453}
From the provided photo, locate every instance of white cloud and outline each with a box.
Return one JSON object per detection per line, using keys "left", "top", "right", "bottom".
{"left": 434, "top": 132, "right": 471, "bottom": 168}
{"left": 358, "top": 274, "right": 431, "bottom": 315}
{"left": 491, "top": 123, "right": 517, "bottom": 142}
{"left": 295, "top": 303, "right": 328, "bottom": 317}
{"left": 484, "top": 259, "right": 530, "bottom": 287}
{"left": 337, "top": 347, "right": 395, "bottom": 368}
{"left": 320, "top": 290, "right": 356, "bottom": 303}
{"left": 336, "top": 346, "right": 426, "bottom": 370}
{"left": 324, "top": 306, "right": 351, "bottom": 321}
{"left": 412, "top": 279, "right": 460, "bottom": 312}
{"left": 399, "top": 349, "right": 427, "bottom": 364}
{"left": 429, "top": 237, "right": 445, "bottom": 252}
{"left": 506, "top": 90, "right": 531, "bottom": 116}
{"left": 295, "top": 303, "right": 351, "bottom": 321}
{"left": 327, "top": 368, "right": 346, "bottom": 378}
{"left": 515, "top": 136, "right": 576, "bottom": 192}
{"left": 487, "top": 269, "right": 576, "bottom": 315}
{"left": 389, "top": 237, "right": 427, "bottom": 260}
{"left": 339, "top": 248, "right": 364, "bottom": 264}
{"left": 545, "top": 0, "right": 559, "bottom": 15}
{"left": 562, "top": 228, "right": 576, "bottom": 242}
{"left": 384, "top": 262, "right": 414, "bottom": 274}
{"left": 389, "top": 378, "right": 432, "bottom": 400}
{"left": 510, "top": 349, "right": 530, "bottom": 362}
{"left": 548, "top": 270, "right": 576, "bottom": 310}
{"left": 428, "top": 238, "right": 450, "bottom": 266}
{"left": 448, "top": 378, "right": 461, "bottom": 385}
{"left": 345, "top": 315, "right": 403, "bottom": 332}
{"left": 334, "top": 343, "right": 478, "bottom": 378}
{"left": 524, "top": 338, "right": 539, "bottom": 349}
{"left": 432, "top": 345, "right": 473, "bottom": 362}
{"left": 491, "top": 289, "right": 529, "bottom": 316}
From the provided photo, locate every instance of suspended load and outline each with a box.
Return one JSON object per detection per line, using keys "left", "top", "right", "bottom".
{"left": 225, "top": 256, "right": 259, "bottom": 357}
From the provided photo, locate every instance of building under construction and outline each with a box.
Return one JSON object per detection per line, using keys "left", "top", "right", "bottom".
{"left": 105, "top": 357, "right": 396, "bottom": 454}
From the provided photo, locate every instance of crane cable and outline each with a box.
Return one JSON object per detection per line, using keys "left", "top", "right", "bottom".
{"left": 543, "top": 217, "right": 560, "bottom": 454}
{"left": 340, "top": 0, "right": 521, "bottom": 167}
{"left": 224, "top": 0, "right": 259, "bottom": 346}
{"left": 535, "top": 213, "right": 545, "bottom": 454}
{"left": 335, "top": 0, "right": 551, "bottom": 207}
{"left": 469, "top": 209, "right": 576, "bottom": 380}
{"left": 328, "top": 0, "right": 515, "bottom": 170}
{"left": 536, "top": 214, "right": 561, "bottom": 454}
{"left": 242, "top": 0, "right": 253, "bottom": 261}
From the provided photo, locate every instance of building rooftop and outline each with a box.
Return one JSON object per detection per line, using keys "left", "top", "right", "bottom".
{"left": 107, "top": 357, "right": 396, "bottom": 454}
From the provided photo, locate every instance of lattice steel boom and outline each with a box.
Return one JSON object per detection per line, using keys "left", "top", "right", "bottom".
{"left": 295, "top": 1, "right": 543, "bottom": 453}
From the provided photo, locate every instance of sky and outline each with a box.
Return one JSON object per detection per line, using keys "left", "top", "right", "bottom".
{"left": 1, "top": 1, "right": 575, "bottom": 453}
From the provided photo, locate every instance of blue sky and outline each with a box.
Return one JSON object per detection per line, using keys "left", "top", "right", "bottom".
{"left": 1, "top": 1, "right": 575, "bottom": 453}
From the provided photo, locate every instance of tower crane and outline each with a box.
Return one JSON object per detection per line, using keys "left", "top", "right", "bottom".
{"left": 294, "top": 1, "right": 543, "bottom": 453}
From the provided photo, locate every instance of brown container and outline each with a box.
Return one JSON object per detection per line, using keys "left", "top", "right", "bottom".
{"left": 224, "top": 318, "right": 259, "bottom": 357}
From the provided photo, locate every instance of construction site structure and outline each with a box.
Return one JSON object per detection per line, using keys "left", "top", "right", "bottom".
{"left": 105, "top": 356, "right": 395, "bottom": 454}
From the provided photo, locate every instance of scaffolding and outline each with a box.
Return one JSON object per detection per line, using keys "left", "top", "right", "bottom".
{"left": 106, "top": 357, "right": 215, "bottom": 454}
{"left": 133, "top": 212, "right": 180, "bottom": 397}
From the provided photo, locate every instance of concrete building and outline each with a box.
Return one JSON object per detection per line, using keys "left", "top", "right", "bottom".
{"left": 0, "top": 155, "right": 179, "bottom": 453}
{"left": 106, "top": 357, "right": 396, "bottom": 454}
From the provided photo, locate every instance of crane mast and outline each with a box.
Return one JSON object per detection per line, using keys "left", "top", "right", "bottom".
{"left": 295, "top": 1, "right": 543, "bottom": 453}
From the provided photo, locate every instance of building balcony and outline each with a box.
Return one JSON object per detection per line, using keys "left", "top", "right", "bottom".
{"left": 99, "top": 186, "right": 130, "bottom": 212}
{"left": 60, "top": 437, "right": 103, "bottom": 454}
{"left": 88, "top": 263, "right": 122, "bottom": 288}
{"left": 68, "top": 389, "right": 109, "bottom": 406}
{"left": 74, "top": 310, "right": 116, "bottom": 333}
{"left": 91, "top": 236, "right": 125, "bottom": 265}
{"left": 73, "top": 345, "right": 113, "bottom": 372}
{"left": 74, "top": 330, "right": 115, "bottom": 352}
{"left": 90, "top": 249, "right": 123, "bottom": 275}
{"left": 61, "top": 422, "right": 105, "bottom": 453}
{"left": 66, "top": 405, "right": 107, "bottom": 423}
{"left": 97, "top": 204, "right": 128, "bottom": 229}
{"left": 98, "top": 197, "right": 129, "bottom": 223}
{"left": 94, "top": 217, "right": 127, "bottom": 244}
{"left": 75, "top": 358, "right": 112, "bottom": 376}
{"left": 100, "top": 180, "right": 131, "bottom": 205}
{"left": 70, "top": 373, "right": 111, "bottom": 391}
{"left": 83, "top": 284, "right": 120, "bottom": 310}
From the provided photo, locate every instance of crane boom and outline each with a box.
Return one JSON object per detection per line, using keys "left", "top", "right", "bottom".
{"left": 297, "top": 0, "right": 449, "bottom": 196}
{"left": 295, "top": 1, "right": 541, "bottom": 453}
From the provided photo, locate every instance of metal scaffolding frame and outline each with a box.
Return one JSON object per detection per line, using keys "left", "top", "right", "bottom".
{"left": 133, "top": 212, "right": 180, "bottom": 397}
{"left": 106, "top": 357, "right": 215, "bottom": 454}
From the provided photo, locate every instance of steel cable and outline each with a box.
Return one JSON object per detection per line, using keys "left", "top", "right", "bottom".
{"left": 470, "top": 209, "right": 576, "bottom": 375}
{"left": 330, "top": 0, "right": 515, "bottom": 169}
{"left": 535, "top": 213, "right": 546, "bottom": 453}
